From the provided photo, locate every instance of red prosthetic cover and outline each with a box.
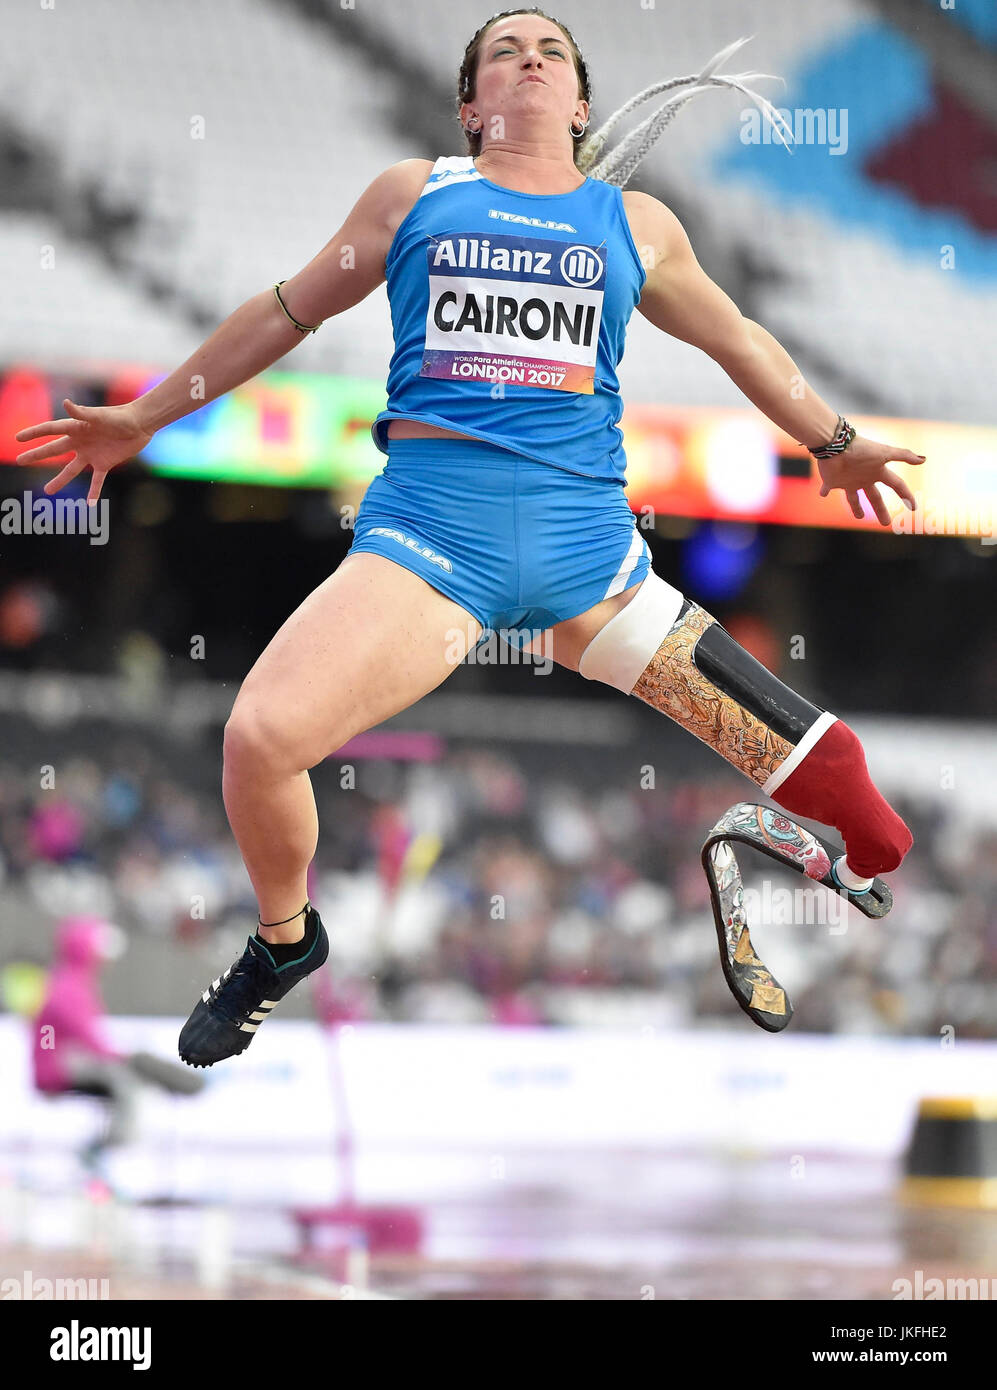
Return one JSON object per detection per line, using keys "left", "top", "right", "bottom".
{"left": 770, "top": 719, "right": 913, "bottom": 879}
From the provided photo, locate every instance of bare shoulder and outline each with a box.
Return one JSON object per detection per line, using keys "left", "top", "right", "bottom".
{"left": 379, "top": 157, "right": 436, "bottom": 199}
{"left": 620, "top": 189, "right": 684, "bottom": 272}
{"left": 374, "top": 158, "right": 437, "bottom": 238}
{"left": 617, "top": 190, "right": 689, "bottom": 282}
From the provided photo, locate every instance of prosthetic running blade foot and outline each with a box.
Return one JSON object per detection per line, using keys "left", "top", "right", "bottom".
{"left": 179, "top": 907, "right": 328, "bottom": 1067}
{"left": 701, "top": 803, "right": 893, "bottom": 1033}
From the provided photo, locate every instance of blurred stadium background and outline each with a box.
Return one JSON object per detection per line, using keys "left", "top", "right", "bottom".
{"left": 0, "top": 0, "right": 995, "bottom": 1301}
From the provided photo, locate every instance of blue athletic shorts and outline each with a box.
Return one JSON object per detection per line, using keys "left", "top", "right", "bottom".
{"left": 348, "top": 437, "right": 651, "bottom": 649}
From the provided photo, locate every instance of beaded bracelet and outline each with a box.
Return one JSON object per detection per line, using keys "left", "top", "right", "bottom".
{"left": 808, "top": 414, "right": 856, "bottom": 459}
{"left": 273, "top": 281, "right": 322, "bottom": 334}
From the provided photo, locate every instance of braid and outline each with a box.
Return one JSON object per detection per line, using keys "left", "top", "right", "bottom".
{"left": 578, "top": 36, "right": 794, "bottom": 187}
{"left": 455, "top": 19, "right": 790, "bottom": 189}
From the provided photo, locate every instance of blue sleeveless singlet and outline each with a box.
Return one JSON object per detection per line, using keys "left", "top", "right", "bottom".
{"left": 369, "top": 156, "right": 647, "bottom": 483}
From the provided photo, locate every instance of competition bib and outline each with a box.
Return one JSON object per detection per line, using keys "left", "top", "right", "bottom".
{"left": 421, "top": 231, "right": 606, "bottom": 393}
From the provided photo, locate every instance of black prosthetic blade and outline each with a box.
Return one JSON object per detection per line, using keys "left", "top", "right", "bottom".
{"left": 807, "top": 828, "right": 893, "bottom": 918}
{"left": 701, "top": 803, "right": 894, "bottom": 1033}
{"left": 701, "top": 833, "right": 794, "bottom": 1033}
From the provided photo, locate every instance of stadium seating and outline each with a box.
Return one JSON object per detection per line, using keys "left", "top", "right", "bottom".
{"left": 1, "top": 0, "right": 994, "bottom": 417}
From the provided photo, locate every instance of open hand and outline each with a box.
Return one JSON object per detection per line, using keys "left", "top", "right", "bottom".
{"left": 14, "top": 398, "right": 153, "bottom": 505}
{"left": 817, "top": 435, "right": 925, "bottom": 526}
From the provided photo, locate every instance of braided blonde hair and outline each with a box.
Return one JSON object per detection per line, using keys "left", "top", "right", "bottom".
{"left": 578, "top": 35, "right": 793, "bottom": 186}
{"left": 457, "top": 14, "right": 793, "bottom": 186}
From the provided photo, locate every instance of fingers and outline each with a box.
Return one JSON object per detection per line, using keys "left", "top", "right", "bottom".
{"left": 42, "top": 457, "right": 86, "bottom": 495}
{"left": 881, "top": 467, "right": 917, "bottom": 512}
{"left": 845, "top": 489, "right": 864, "bottom": 521}
{"left": 862, "top": 481, "right": 892, "bottom": 527}
{"left": 891, "top": 447, "right": 926, "bottom": 465}
{"left": 15, "top": 434, "right": 76, "bottom": 466}
{"left": 14, "top": 417, "right": 74, "bottom": 443}
{"left": 14, "top": 398, "right": 89, "bottom": 442}
{"left": 86, "top": 470, "right": 107, "bottom": 506}
{"left": 14, "top": 402, "right": 102, "bottom": 500}
{"left": 14, "top": 400, "right": 90, "bottom": 459}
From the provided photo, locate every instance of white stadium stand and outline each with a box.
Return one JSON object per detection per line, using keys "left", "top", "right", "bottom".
{"left": 0, "top": 0, "right": 403, "bottom": 379}
{"left": 1, "top": 0, "right": 995, "bottom": 420}
{"left": 0, "top": 211, "right": 201, "bottom": 370}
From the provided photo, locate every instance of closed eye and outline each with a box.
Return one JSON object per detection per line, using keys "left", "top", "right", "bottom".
{"left": 492, "top": 45, "right": 567, "bottom": 58}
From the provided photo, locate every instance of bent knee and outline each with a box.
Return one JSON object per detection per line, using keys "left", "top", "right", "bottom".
{"left": 224, "top": 702, "right": 321, "bottom": 775}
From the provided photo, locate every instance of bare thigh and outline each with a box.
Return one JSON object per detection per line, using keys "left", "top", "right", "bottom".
{"left": 226, "top": 553, "right": 482, "bottom": 769}
{"left": 526, "top": 581, "right": 644, "bottom": 673}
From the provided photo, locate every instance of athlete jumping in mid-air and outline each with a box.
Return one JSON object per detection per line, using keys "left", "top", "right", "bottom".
{"left": 15, "top": 10, "right": 922, "bottom": 1063}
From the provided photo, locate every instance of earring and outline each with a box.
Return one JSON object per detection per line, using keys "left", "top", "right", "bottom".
{"left": 569, "top": 116, "right": 589, "bottom": 139}
{"left": 465, "top": 115, "right": 482, "bottom": 134}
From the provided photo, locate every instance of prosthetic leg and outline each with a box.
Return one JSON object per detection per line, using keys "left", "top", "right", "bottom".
{"left": 700, "top": 803, "right": 892, "bottom": 1031}
{"left": 578, "top": 572, "right": 912, "bottom": 1029}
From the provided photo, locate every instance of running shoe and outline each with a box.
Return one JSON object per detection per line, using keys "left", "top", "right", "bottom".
{"left": 178, "top": 906, "right": 328, "bottom": 1067}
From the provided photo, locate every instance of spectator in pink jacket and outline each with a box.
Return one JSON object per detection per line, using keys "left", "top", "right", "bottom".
{"left": 32, "top": 914, "right": 137, "bottom": 1156}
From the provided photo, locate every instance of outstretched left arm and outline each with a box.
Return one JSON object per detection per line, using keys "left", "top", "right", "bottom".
{"left": 626, "top": 191, "right": 925, "bottom": 523}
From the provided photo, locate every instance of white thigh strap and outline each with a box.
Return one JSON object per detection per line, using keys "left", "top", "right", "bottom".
{"left": 577, "top": 570, "right": 685, "bottom": 694}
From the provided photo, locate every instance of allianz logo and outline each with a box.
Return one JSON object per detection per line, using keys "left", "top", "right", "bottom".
{"left": 431, "top": 236, "right": 603, "bottom": 289}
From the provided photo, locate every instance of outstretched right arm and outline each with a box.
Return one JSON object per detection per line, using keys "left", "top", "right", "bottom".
{"left": 14, "top": 159, "right": 430, "bottom": 503}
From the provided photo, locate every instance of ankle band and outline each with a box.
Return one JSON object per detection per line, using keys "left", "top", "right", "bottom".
{"left": 258, "top": 902, "right": 309, "bottom": 929}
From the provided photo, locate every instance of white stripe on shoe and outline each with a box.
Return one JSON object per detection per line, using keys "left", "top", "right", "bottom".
{"left": 240, "top": 1001, "right": 280, "bottom": 1032}
{"left": 204, "top": 966, "right": 236, "bottom": 1004}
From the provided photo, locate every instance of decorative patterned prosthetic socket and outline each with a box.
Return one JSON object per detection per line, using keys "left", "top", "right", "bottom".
{"left": 630, "top": 601, "right": 800, "bottom": 788}
{"left": 578, "top": 572, "right": 912, "bottom": 880}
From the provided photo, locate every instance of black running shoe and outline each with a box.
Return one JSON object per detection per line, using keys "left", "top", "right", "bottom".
{"left": 178, "top": 907, "right": 328, "bottom": 1068}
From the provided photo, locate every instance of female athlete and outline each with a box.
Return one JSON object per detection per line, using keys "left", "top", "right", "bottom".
{"left": 14, "top": 10, "right": 922, "bottom": 1066}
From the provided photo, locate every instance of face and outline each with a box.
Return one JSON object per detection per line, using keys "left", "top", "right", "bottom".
{"left": 462, "top": 13, "right": 588, "bottom": 140}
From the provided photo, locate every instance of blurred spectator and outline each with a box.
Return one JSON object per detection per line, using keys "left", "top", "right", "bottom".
{"left": 0, "top": 714, "right": 994, "bottom": 1037}
{"left": 31, "top": 914, "right": 138, "bottom": 1165}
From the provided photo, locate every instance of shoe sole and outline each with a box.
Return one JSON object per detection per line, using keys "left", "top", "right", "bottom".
{"left": 179, "top": 995, "right": 280, "bottom": 1068}
{"left": 179, "top": 919, "right": 328, "bottom": 1068}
